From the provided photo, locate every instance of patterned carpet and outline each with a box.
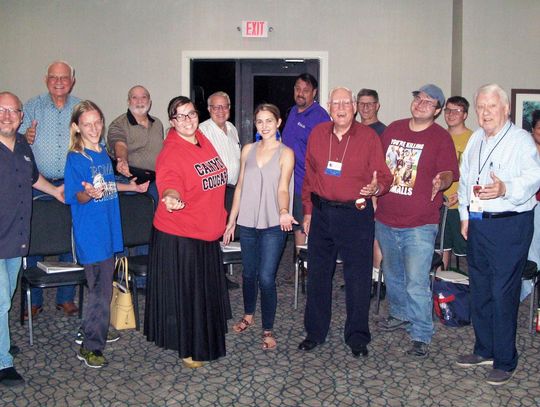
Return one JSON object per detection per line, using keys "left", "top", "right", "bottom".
{"left": 3, "top": 238, "right": 540, "bottom": 406}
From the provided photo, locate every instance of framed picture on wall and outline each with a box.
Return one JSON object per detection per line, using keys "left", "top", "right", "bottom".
{"left": 511, "top": 89, "right": 540, "bottom": 132}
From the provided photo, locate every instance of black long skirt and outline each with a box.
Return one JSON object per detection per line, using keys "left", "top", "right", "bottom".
{"left": 144, "top": 228, "right": 231, "bottom": 361}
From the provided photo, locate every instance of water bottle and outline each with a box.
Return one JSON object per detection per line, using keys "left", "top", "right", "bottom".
{"left": 438, "top": 293, "right": 453, "bottom": 322}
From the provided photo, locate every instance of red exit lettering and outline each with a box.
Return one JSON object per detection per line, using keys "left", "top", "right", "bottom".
{"left": 246, "top": 21, "right": 263, "bottom": 36}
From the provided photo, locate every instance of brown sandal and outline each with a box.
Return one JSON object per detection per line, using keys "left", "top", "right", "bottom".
{"left": 233, "top": 317, "right": 253, "bottom": 333}
{"left": 262, "top": 331, "right": 276, "bottom": 351}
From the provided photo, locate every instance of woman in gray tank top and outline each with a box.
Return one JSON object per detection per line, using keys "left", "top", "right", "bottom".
{"left": 223, "top": 104, "right": 296, "bottom": 350}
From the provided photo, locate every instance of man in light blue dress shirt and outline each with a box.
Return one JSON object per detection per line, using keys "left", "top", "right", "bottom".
{"left": 456, "top": 84, "right": 540, "bottom": 386}
{"left": 18, "top": 61, "right": 81, "bottom": 319}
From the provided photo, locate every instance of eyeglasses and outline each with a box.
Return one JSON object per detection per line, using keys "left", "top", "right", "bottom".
{"left": 330, "top": 99, "right": 353, "bottom": 108}
{"left": 0, "top": 106, "right": 22, "bottom": 116}
{"left": 413, "top": 95, "right": 438, "bottom": 108}
{"left": 444, "top": 108, "right": 465, "bottom": 115}
{"left": 358, "top": 102, "right": 377, "bottom": 109}
{"left": 209, "top": 104, "right": 230, "bottom": 112}
{"left": 47, "top": 75, "right": 72, "bottom": 83}
{"left": 173, "top": 111, "right": 198, "bottom": 121}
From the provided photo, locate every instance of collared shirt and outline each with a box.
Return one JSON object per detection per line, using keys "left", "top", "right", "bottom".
{"left": 199, "top": 118, "right": 241, "bottom": 185}
{"left": 20, "top": 92, "right": 81, "bottom": 179}
{"left": 0, "top": 134, "right": 39, "bottom": 258}
{"left": 458, "top": 121, "right": 540, "bottom": 220}
{"left": 282, "top": 102, "right": 330, "bottom": 195}
{"left": 106, "top": 110, "right": 164, "bottom": 171}
{"left": 302, "top": 121, "right": 393, "bottom": 216}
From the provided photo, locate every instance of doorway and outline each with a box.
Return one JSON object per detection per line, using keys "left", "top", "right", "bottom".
{"left": 191, "top": 58, "right": 322, "bottom": 145}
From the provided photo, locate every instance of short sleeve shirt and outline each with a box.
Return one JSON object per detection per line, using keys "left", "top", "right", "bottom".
{"left": 0, "top": 134, "right": 39, "bottom": 258}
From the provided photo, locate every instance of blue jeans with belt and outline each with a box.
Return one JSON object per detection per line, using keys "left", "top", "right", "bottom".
{"left": 238, "top": 225, "right": 286, "bottom": 331}
{"left": 375, "top": 221, "right": 438, "bottom": 344}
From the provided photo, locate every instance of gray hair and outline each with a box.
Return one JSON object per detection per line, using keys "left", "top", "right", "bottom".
{"left": 328, "top": 87, "right": 356, "bottom": 103}
{"left": 207, "top": 91, "right": 231, "bottom": 107}
{"left": 127, "top": 85, "right": 150, "bottom": 100}
{"left": 474, "top": 83, "right": 509, "bottom": 108}
{"left": 47, "top": 60, "right": 75, "bottom": 78}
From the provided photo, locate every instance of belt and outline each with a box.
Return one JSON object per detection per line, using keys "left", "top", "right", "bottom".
{"left": 481, "top": 211, "right": 520, "bottom": 219}
{"left": 311, "top": 193, "right": 357, "bottom": 209}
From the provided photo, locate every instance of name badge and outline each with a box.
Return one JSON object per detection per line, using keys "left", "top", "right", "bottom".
{"left": 469, "top": 185, "right": 483, "bottom": 220}
{"left": 325, "top": 160, "right": 342, "bottom": 177}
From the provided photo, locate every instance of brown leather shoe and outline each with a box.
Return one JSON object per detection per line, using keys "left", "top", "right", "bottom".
{"left": 23, "top": 305, "right": 43, "bottom": 321}
{"left": 56, "top": 302, "right": 79, "bottom": 316}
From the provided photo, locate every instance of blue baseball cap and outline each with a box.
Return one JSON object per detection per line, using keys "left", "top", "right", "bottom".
{"left": 412, "top": 84, "right": 445, "bottom": 108}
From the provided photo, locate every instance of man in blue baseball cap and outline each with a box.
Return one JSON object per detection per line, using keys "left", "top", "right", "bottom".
{"left": 374, "top": 84, "right": 459, "bottom": 358}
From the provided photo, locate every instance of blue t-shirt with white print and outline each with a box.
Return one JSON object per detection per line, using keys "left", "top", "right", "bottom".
{"left": 64, "top": 147, "right": 123, "bottom": 264}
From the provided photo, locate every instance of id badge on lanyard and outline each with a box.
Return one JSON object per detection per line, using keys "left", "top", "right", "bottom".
{"left": 325, "top": 160, "right": 342, "bottom": 177}
{"left": 469, "top": 184, "right": 483, "bottom": 220}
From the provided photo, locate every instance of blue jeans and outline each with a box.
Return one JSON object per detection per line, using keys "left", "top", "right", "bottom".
{"left": 375, "top": 221, "right": 438, "bottom": 344}
{"left": 238, "top": 225, "right": 286, "bottom": 331}
{"left": 0, "top": 257, "right": 21, "bottom": 369}
{"left": 30, "top": 184, "right": 76, "bottom": 307}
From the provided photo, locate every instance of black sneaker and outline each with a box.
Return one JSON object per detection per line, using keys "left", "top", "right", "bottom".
{"left": 0, "top": 366, "right": 25, "bottom": 387}
{"left": 75, "top": 329, "right": 120, "bottom": 345}
{"left": 486, "top": 368, "right": 515, "bottom": 386}
{"left": 378, "top": 316, "right": 409, "bottom": 331}
{"left": 405, "top": 341, "right": 429, "bottom": 358}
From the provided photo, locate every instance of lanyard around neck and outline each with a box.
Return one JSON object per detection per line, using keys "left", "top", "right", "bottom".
{"left": 476, "top": 123, "right": 511, "bottom": 184}
{"left": 328, "top": 130, "right": 351, "bottom": 164}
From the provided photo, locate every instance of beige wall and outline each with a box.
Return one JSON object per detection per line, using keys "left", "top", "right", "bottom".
{"left": 0, "top": 0, "right": 537, "bottom": 133}
{"left": 462, "top": 0, "right": 540, "bottom": 126}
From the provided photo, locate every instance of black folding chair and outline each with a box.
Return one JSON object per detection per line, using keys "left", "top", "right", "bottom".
{"left": 118, "top": 192, "right": 154, "bottom": 330}
{"left": 19, "top": 197, "right": 85, "bottom": 345}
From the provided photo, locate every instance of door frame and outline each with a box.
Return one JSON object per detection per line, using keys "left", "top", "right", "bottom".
{"left": 181, "top": 50, "right": 329, "bottom": 107}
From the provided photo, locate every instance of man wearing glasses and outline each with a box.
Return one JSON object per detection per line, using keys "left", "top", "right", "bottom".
{"left": 107, "top": 85, "right": 164, "bottom": 203}
{"left": 441, "top": 96, "right": 472, "bottom": 269}
{"left": 298, "top": 87, "right": 392, "bottom": 358}
{"left": 456, "top": 84, "right": 540, "bottom": 385}
{"left": 18, "top": 61, "right": 81, "bottom": 319}
{"left": 356, "top": 88, "right": 386, "bottom": 136}
{"left": 375, "top": 84, "right": 458, "bottom": 358}
{"left": 0, "top": 92, "right": 64, "bottom": 387}
{"left": 199, "top": 91, "right": 241, "bottom": 214}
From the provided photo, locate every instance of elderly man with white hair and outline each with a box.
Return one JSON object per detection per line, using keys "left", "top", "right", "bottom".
{"left": 456, "top": 84, "right": 540, "bottom": 386}
{"left": 298, "top": 87, "right": 392, "bottom": 358}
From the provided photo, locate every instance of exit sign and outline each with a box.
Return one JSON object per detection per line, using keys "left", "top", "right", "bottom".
{"left": 241, "top": 20, "right": 269, "bottom": 38}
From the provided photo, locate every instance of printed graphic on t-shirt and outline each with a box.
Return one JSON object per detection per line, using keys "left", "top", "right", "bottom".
{"left": 90, "top": 162, "right": 117, "bottom": 202}
{"left": 193, "top": 156, "right": 228, "bottom": 191}
{"left": 385, "top": 139, "right": 424, "bottom": 196}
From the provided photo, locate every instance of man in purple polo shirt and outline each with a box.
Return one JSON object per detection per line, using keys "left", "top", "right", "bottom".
{"left": 282, "top": 73, "right": 330, "bottom": 250}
